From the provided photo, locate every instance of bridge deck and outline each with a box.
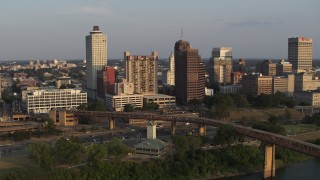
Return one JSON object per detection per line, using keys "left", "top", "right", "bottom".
{"left": 67, "top": 110, "right": 320, "bottom": 158}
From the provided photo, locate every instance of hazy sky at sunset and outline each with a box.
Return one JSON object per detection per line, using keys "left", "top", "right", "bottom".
{"left": 0, "top": 0, "right": 319, "bottom": 60}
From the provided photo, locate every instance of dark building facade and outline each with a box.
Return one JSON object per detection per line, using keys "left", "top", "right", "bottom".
{"left": 174, "top": 39, "right": 205, "bottom": 105}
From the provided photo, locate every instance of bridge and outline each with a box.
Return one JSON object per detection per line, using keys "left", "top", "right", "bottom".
{"left": 58, "top": 110, "right": 320, "bottom": 179}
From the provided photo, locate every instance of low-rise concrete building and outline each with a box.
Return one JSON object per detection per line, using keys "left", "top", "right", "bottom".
{"left": 49, "top": 110, "right": 78, "bottom": 126}
{"left": 143, "top": 94, "right": 176, "bottom": 109}
{"left": 105, "top": 94, "right": 143, "bottom": 112}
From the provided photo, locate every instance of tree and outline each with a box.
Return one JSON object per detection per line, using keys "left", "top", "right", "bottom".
{"left": 188, "top": 98, "right": 202, "bottom": 111}
{"left": 87, "top": 144, "right": 107, "bottom": 167}
{"left": 284, "top": 109, "right": 292, "bottom": 119}
{"left": 202, "top": 96, "right": 214, "bottom": 110}
{"left": 77, "top": 103, "right": 87, "bottom": 110}
{"left": 235, "top": 95, "right": 249, "bottom": 109}
{"left": 172, "top": 135, "right": 203, "bottom": 160}
{"left": 107, "top": 138, "right": 129, "bottom": 158}
{"left": 29, "top": 142, "right": 56, "bottom": 169}
{"left": 88, "top": 102, "right": 106, "bottom": 111}
{"left": 47, "top": 118, "right": 59, "bottom": 134}
{"left": 123, "top": 104, "right": 134, "bottom": 112}
{"left": 55, "top": 137, "right": 85, "bottom": 166}
{"left": 143, "top": 102, "right": 159, "bottom": 111}
{"left": 215, "top": 104, "right": 230, "bottom": 119}
{"left": 252, "top": 123, "right": 286, "bottom": 135}
{"left": 213, "top": 125, "right": 244, "bottom": 145}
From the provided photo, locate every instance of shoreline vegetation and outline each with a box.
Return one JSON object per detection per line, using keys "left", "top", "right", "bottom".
{"left": 0, "top": 135, "right": 311, "bottom": 180}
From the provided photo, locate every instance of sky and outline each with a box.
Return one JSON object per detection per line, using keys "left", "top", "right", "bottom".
{"left": 0, "top": 0, "right": 319, "bottom": 60}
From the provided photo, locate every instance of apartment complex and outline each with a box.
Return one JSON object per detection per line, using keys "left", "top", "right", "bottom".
{"left": 174, "top": 39, "right": 205, "bottom": 105}
{"left": 26, "top": 89, "right": 87, "bottom": 114}
{"left": 124, "top": 51, "right": 158, "bottom": 95}
{"left": 288, "top": 37, "right": 313, "bottom": 72}
{"left": 86, "top": 26, "right": 107, "bottom": 99}
{"left": 210, "top": 47, "right": 232, "bottom": 84}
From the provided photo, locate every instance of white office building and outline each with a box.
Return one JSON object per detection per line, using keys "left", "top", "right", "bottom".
{"left": 26, "top": 89, "right": 87, "bottom": 114}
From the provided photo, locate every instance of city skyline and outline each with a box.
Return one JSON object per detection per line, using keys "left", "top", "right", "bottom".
{"left": 0, "top": 0, "right": 319, "bottom": 60}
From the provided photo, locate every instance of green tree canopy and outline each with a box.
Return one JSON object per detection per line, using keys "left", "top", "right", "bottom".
{"left": 29, "top": 142, "right": 56, "bottom": 169}
{"left": 88, "top": 102, "right": 106, "bottom": 111}
{"left": 202, "top": 96, "right": 214, "bottom": 110}
{"left": 213, "top": 124, "right": 244, "bottom": 145}
{"left": 123, "top": 104, "right": 135, "bottom": 112}
{"left": 87, "top": 144, "right": 107, "bottom": 167}
{"left": 55, "top": 137, "right": 85, "bottom": 166}
{"left": 107, "top": 138, "right": 129, "bottom": 158}
{"left": 143, "top": 102, "right": 159, "bottom": 111}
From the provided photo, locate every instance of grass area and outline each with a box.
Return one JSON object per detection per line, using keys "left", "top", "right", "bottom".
{"left": 0, "top": 155, "right": 35, "bottom": 171}
{"left": 284, "top": 124, "right": 319, "bottom": 135}
{"left": 294, "top": 131, "right": 320, "bottom": 141}
{"left": 226, "top": 108, "right": 303, "bottom": 122}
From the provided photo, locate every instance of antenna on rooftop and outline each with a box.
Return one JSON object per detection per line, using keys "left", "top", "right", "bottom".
{"left": 181, "top": 28, "right": 184, "bottom": 40}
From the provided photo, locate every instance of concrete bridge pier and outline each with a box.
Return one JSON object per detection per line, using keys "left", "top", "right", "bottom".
{"left": 171, "top": 121, "right": 176, "bottom": 135}
{"left": 108, "top": 117, "right": 116, "bottom": 130}
{"left": 198, "top": 124, "right": 206, "bottom": 136}
{"left": 264, "top": 144, "right": 275, "bottom": 179}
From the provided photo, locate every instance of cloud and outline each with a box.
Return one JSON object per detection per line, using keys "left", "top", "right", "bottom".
{"left": 227, "top": 20, "right": 283, "bottom": 27}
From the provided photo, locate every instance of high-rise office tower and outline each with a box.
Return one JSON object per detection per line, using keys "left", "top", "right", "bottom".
{"left": 288, "top": 37, "right": 312, "bottom": 72}
{"left": 86, "top": 26, "right": 107, "bottom": 99}
{"left": 124, "top": 51, "right": 158, "bottom": 95}
{"left": 210, "top": 47, "right": 232, "bottom": 84}
{"left": 174, "top": 39, "right": 205, "bottom": 105}
{"left": 166, "top": 52, "right": 175, "bottom": 85}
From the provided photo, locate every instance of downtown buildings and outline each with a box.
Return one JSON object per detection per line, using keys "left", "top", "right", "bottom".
{"left": 86, "top": 26, "right": 107, "bottom": 100}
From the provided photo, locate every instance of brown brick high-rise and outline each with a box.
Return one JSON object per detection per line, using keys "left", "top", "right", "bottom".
{"left": 174, "top": 39, "right": 205, "bottom": 105}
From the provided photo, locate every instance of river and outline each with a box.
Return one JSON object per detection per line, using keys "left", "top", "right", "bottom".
{"left": 219, "top": 159, "right": 320, "bottom": 180}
